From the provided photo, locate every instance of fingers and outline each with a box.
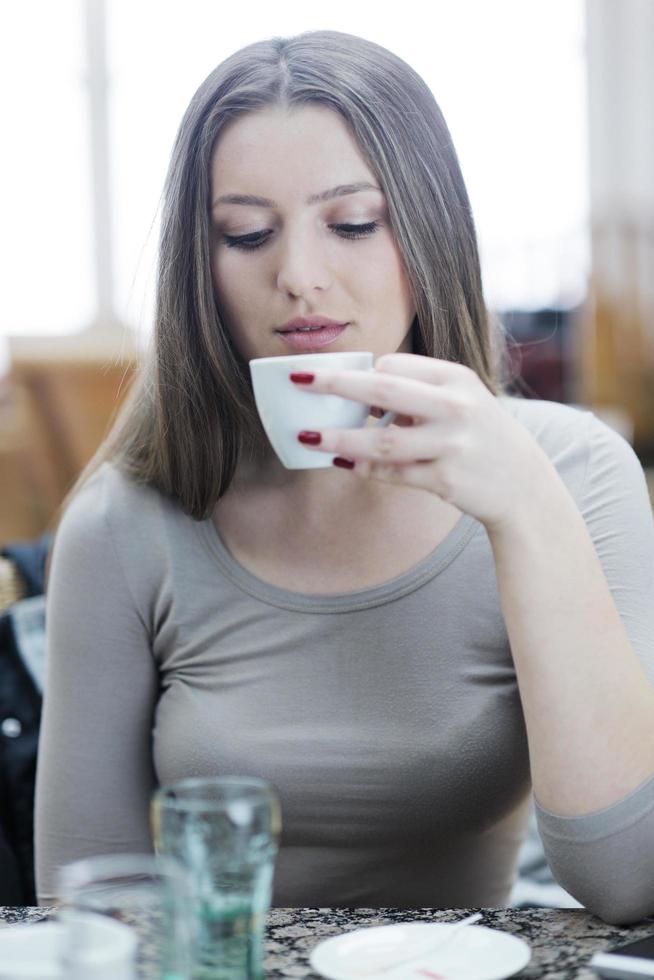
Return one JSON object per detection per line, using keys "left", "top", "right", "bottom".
{"left": 333, "top": 450, "right": 447, "bottom": 500}
{"left": 370, "top": 406, "right": 414, "bottom": 426}
{"left": 375, "top": 353, "right": 472, "bottom": 385}
{"left": 309, "top": 419, "right": 444, "bottom": 465}
{"left": 361, "top": 459, "right": 442, "bottom": 495}
{"left": 294, "top": 367, "right": 467, "bottom": 423}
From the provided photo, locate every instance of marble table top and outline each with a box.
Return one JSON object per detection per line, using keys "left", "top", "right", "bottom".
{"left": 2, "top": 905, "right": 654, "bottom": 978}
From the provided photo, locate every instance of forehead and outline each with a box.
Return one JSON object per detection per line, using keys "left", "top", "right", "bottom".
{"left": 210, "top": 105, "right": 376, "bottom": 192}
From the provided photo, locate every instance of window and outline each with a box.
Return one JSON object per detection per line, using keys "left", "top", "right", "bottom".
{"left": 2, "top": 0, "right": 588, "bottom": 340}
{"left": 1, "top": 0, "right": 94, "bottom": 335}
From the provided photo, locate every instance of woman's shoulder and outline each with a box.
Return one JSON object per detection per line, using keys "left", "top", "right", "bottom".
{"left": 51, "top": 462, "right": 188, "bottom": 607}
{"left": 499, "top": 394, "right": 646, "bottom": 502}
{"left": 63, "top": 461, "right": 168, "bottom": 526}
{"left": 500, "top": 393, "right": 635, "bottom": 455}
{"left": 499, "top": 393, "right": 593, "bottom": 442}
{"left": 56, "top": 461, "right": 182, "bottom": 561}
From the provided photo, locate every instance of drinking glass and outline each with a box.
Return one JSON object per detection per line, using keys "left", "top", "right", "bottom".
{"left": 151, "top": 776, "right": 281, "bottom": 980}
{"left": 56, "top": 852, "right": 192, "bottom": 979}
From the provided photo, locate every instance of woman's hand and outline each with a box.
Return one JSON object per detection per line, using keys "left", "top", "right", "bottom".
{"left": 292, "top": 352, "right": 554, "bottom": 532}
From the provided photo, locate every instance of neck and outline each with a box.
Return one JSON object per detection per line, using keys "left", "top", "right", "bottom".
{"left": 231, "top": 416, "right": 384, "bottom": 510}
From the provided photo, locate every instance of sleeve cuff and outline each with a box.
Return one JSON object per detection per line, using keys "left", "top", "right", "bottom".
{"left": 534, "top": 770, "right": 654, "bottom": 843}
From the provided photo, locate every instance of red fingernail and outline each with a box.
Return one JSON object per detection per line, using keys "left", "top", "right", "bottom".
{"left": 298, "top": 431, "right": 322, "bottom": 445}
{"left": 333, "top": 457, "right": 355, "bottom": 470}
{"left": 290, "top": 372, "right": 315, "bottom": 383}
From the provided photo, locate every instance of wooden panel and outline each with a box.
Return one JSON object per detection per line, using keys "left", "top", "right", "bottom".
{"left": 1, "top": 357, "right": 137, "bottom": 539}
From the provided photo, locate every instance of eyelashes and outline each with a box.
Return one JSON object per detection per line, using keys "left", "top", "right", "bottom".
{"left": 221, "top": 220, "right": 382, "bottom": 252}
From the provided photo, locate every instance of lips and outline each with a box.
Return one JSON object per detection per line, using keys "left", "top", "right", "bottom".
{"left": 277, "top": 316, "right": 348, "bottom": 332}
{"left": 275, "top": 316, "right": 349, "bottom": 350}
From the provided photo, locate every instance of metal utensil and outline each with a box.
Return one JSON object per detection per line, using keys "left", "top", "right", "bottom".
{"left": 359, "top": 913, "right": 483, "bottom": 976}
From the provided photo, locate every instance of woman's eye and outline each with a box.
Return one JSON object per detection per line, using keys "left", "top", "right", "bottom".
{"left": 222, "top": 230, "right": 272, "bottom": 251}
{"left": 331, "top": 220, "right": 381, "bottom": 239}
{"left": 220, "top": 220, "right": 381, "bottom": 252}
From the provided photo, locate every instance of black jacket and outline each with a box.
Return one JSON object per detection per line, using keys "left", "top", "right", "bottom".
{"left": 0, "top": 535, "right": 50, "bottom": 904}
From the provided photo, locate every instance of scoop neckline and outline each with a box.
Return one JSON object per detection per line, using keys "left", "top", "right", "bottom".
{"left": 195, "top": 509, "right": 480, "bottom": 613}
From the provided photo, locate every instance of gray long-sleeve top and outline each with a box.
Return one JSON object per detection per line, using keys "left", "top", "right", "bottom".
{"left": 34, "top": 396, "right": 654, "bottom": 922}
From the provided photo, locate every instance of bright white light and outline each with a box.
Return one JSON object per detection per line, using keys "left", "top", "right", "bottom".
{"left": 2, "top": 0, "right": 589, "bottom": 339}
{"left": 109, "top": 0, "right": 589, "bottom": 335}
{"left": 0, "top": 0, "right": 95, "bottom": 336}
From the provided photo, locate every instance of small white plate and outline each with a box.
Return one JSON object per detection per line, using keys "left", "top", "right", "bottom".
{"left": 309, "top": 921, "right": 531, "bottom": 980}
{"left": 0, "top": 917, "right": 138, "bottom": 980}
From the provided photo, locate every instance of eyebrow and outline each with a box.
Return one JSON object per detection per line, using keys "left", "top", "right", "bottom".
{"left": 211, "top": 182, "right": 382, "bottom": 209}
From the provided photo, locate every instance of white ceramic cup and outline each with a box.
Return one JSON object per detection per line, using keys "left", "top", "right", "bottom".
{"left": 249, "top": 351, "right": 394, "bottom": 469}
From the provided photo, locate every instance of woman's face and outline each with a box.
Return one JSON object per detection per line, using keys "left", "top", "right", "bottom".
{"left": 209, "top": 105, "right": 416, "bottom": 362}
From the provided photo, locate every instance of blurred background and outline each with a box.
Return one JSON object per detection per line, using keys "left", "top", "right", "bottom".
{"left": 1, "top": 0, "right": 653, "bottom": 542}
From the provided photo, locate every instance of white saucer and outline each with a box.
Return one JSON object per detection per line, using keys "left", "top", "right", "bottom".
{"left": 309, "top": 921, "right": 531, "bottom": 980}
{"left": 0, "top": 917, "right": 138, "bottom": 980}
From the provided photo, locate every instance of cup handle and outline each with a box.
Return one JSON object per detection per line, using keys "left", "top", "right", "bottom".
{"left": 374, "top": 410, "right": 396, "bottom": 427}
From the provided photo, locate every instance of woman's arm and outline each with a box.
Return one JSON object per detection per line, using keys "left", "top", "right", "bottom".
{"left": 487, "top": 421, "right": 654, "bottom": 817}
{"left": 487, "top": 414, "right": 654, "bottom": 923}
{"left": 291, "top": 356, "right": 654, "bottom": 812}
{"left": 289, "top": 353, "right": 654, "bottom": 921}
{"left": 34, "top": 470, "right": 159, "bottom": 903}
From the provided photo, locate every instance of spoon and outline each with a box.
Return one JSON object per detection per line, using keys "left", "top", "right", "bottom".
{"left": 358, "top": 912, "right": 483, "bottom": 976}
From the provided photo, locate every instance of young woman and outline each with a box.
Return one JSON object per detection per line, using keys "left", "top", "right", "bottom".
{"left": 35, "top": 30, "right": 654, "bottom": 923}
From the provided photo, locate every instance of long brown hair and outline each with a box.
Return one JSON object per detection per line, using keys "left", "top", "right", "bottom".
{"left": 70, "top": 29, "right": 509, "bottom": 521}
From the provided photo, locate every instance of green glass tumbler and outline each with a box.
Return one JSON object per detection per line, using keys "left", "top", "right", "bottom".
{"left": 151, "top": 776, "right": 281, "bottom": 980}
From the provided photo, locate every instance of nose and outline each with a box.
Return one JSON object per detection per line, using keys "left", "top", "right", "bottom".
{"left": 275, "top": 228, "right": 332, "bottom": 298}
